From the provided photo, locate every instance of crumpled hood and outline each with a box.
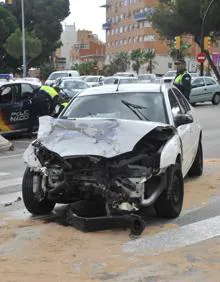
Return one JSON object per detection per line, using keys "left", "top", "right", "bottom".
{"left": 24, "top": 116, "right": 172, "bottom": 163}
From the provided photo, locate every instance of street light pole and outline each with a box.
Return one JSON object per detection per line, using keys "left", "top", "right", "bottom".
{"left": 21, "top": 0, "right": 26, "bottom": 77}
{"left": 200, "top": 0, "right": 216, "bottom": 76}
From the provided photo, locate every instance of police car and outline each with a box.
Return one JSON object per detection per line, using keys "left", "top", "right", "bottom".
{"left": 0, "top": 80, "right": 40, "bottom": 134}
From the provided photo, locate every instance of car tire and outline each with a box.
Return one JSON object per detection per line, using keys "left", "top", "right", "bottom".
{"left": 212, "top": 93, "right": 220, "bottom": 105}
{"left": 188, "top": 141, "right": 203, "bottom": 177}
{"left": 22, "top": 168, "right": 55, "bottom": 215}
{"left": 155, "top": 164, "right": 184, "bottom": 218}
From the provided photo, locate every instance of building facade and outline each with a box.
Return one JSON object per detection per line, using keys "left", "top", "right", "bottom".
{"left": 73, "top": 30, "right": 106, "bottom": 65}
{"left": 102, "top": 0, "right": 170, "bottom": 71}
{"left": 56, "top": 24, "right": 78, "bottom": 70}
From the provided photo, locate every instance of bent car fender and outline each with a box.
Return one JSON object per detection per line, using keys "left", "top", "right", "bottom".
{"left": 160, "top": 135, "right": 182, "bottom": 169}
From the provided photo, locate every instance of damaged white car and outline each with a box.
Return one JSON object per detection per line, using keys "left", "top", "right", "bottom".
{"left": 22, "top": 83, "right": 203, "bottom": 220}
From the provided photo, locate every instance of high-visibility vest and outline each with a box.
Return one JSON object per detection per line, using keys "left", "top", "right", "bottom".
{"left": 174, "top": 71, "right": 187, "bottom": 85}
{"left": 40, "top": 85, "right": 58, "bottom": 99}
{"left": 61, "top": 102, "right": 68, "bottom": 108}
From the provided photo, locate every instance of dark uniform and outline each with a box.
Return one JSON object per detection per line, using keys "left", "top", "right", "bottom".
{"left": 27, "top": 85, "right": 59, "bottom": 136}
{"left": 173, "top": 59, "right": 191, "bottom": 101}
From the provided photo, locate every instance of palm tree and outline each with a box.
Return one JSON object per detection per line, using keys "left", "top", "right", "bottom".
{"left": 143, "top": 49, "right": 157, "bottom": 74}
{"left": 130, "top": 49, "right": 145, "bottom": 74}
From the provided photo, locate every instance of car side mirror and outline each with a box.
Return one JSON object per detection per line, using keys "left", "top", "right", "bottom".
{"left": 174, "top": 114, "right": 193, "bottom": 127}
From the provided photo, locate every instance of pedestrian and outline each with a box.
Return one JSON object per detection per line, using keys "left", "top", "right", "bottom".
{"left": 173, "top": 59, "right": 191, "bottom": 101}
{"left": 27, "top": 85, "right": 59, "bottom": 137}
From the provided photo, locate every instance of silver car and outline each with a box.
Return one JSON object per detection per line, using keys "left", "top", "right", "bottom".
{"left": 190, "top": 76, "right": 220, "bottom": 105}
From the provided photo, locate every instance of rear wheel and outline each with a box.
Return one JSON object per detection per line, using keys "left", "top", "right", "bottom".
{"left": 188, "top": 141, "right": 203, "bottom": 177}
{"left": 212, "top": 93, "right": 220, "bottom": 105}
{"left": 155, "top": 164, "right": 183, "bottom": 218}
{"left": 22, "top": 168, "right": 55, "bottom": 215}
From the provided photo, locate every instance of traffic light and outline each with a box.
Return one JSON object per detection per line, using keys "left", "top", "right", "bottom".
{"left": 5, "top": 0, "right": 16, "bottom": 6}
{"left": 204, "top": 36, "right": 211, "bottom": 50}
{"left": 174, "top": 36, "right": 181, "bottom": 50}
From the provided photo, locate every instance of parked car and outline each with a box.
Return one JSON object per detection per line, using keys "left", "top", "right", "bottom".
{"left": 23, "top": 83, "right": 202, "bottom": 226}
{"left": 138, "top": 74, "right": 156, "bottom": 82}
{"left": 190, "top": 76, "right": 220, "bottom": 105}
{"left": 0, "top": 80, "right": 40, "bottom": 134}
{"left": 84, "top": 76, "right": 105, "bottom": 87}
{"left": 56, "top": 78, "right": 90, "bottom": 101}
{"left": 161, "top": 71, "right": 177, "bottom": 83}
{"left": 45, "top": 70, "right": 80, "bottom": 86}
{"left": 114, "top": 72, "right": 137, "bottom": 77}
{"left": 104, "top": 76, "right": 138, "bottom": 85}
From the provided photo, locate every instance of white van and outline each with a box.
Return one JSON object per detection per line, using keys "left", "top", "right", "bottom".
{"left": 45, "top": 70, "right": 80, "bottom": 86}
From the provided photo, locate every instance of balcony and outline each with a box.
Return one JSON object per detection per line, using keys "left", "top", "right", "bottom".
{"left": 135, "top": 8, "right": 154, "bottom": 22}
{"left": 102, "top": 22, "right": 112, "bottom": 30}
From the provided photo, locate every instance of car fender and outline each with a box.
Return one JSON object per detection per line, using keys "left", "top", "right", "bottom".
{"left": 160, "top": 135, "right": 182, "bottom": 169}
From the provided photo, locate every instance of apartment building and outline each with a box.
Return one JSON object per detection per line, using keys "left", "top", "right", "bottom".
{"left": 73, "top": 30, "right": 106, "bottom": 64}
{"left": 101, "top": 0, "right": 171, "bottom": 73}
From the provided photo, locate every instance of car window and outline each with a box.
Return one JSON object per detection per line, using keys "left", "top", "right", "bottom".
{"left": 172, "top": 88, "right": 191, "bottom": 113}
{"left": 0, "top": 85, "right": 13, "bottom": 103}
{"left": 204, "top": 77, "right": 217, "bottom": 86}
{"left": 168, "top": 90, "right": 182, "bottom": 117}
{"left": 192, "top": 78, "right": 205, "bottom": 87}
{"left": 62, "top": 92, "right": 168, "bottom": 124}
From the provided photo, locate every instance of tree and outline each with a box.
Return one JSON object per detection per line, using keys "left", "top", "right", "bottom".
{"left": 0, "top": 4, "right": 17, "bottom": 72}
{"left": 9, "top": 0, "right": 70, "bottom": 65}
{"left": 168, "top": 40, "right": 192, "bottom": 61}
{"left": 151, "top": 0, "right": 220, "bottom": 79}
{"left": 130, "top": 49, "right": 145, "bottom": 74}
{"left": 143, "top": 49, "right": 157, "bottom": 74}
{"left": 4, "top": 28, "right": 42, "bottom": 65}
{"left": 113, "top": 52, "right": 130, "bottom": 72}
{"left": 74, "top": 61, "right": 98, "bottom": 75}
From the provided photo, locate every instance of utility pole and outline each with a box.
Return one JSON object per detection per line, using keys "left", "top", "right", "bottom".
{"left": 200, "top": 0, "right": 216, "bottom": 76}
{"left": 21, "top": 0, "right": 27, "bottom": 77}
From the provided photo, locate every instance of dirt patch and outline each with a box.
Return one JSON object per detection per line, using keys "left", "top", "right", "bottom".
{"left": 0, "top": 160, "right": 220, "bottom": 281}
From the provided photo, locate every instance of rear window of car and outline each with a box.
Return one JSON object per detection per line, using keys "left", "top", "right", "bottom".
{"left": 48, "top": 73, "right": 68, "bottom": 80}
{"left": 61, "top": 92, "right": 168, "bottom": 124}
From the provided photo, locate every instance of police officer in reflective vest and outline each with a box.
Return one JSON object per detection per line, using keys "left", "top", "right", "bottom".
{"left": 27, "top": 85, "right": 59, "bottom": 137}
{"left": 173, "top": 59, "right": 191, "bottom": 101}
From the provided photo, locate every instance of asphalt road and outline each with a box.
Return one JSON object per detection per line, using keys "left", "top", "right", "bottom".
{"left": 0, "top": 103, "right": 220, "bottom": 281}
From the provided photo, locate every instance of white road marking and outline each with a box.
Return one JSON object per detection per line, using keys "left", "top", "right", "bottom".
{"left": 0, "top": 177, "right": 22, "bottom": 190}
{"left": 0, "top": 154, "right": 23, "bottom": 159}
{"left": 0, "top": 172, "right": 10, "bottom": 177}
{"left": 123, "top": 215, "right": 220, "bottom": 255}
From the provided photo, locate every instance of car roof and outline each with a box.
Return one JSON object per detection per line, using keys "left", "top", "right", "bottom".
{"left": 0, "top": 80, "right": 41, "bottom": 87}
{"left": 78, "top": 83, "right": 165, "bottom": 97}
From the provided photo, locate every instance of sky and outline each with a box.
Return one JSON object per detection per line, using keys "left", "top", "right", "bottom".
{"left": 65, "top": 0, "right": 106, "bottom": 42}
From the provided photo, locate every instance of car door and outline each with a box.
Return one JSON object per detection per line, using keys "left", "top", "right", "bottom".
{"left": 204, "top": 77, "right": 219, "bottom": 102}
{"left": 190, "top": 77, "right": 206, "bottom": 103}
{"left": 168, "top": 89, "right": 192, "bottom": 176}
{"left": 173, "top": 88, "right": 200, "bottom": 167}
{"left": 0, "top": 84, "right": 20, "bottom": 133}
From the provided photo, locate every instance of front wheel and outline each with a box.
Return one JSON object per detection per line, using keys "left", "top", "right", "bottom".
{"left": 155, "top": 164, "right": 184, "bottom": 218}
{"left": 22, "top": 168, "right": 55, "bottom": 215}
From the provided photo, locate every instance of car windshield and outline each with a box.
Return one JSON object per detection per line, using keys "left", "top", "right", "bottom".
{"left": 60, "top": 80, "right": 87, "bottom": 90}
{"left": 61, "top": 92, "right": 168, "bottom": 124}
{"left": 48, "top": 73, "right": 68, "bottom": 80}
{"left": 85, "top": 77, "right": 98, "bottom": 82}
{"left": 165, "top": 71, "right": 176, "bottom": 77}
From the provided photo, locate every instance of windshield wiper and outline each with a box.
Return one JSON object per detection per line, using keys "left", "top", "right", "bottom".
{"left": 121, "top": 100, "right": 150, "bottom": 121}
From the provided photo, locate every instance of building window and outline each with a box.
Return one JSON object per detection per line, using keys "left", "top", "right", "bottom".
{"left": 107, "top": 30, "right": 110, "bottom": 37}
{"left": 124, "top": 39, "right": 127, "bottom": 45}
{"left": 111, "top": 41, "right": 115, "bottom": 47}
{"left": 144, "top": 35, "right": 155, "bottom": 42}
{"left": 120, "top": 26, "right": 123, "bottom": 33}
{"left": 129, "top": 24, "right": 133, "bottom": 31}
{"left": 139, "top": 35, "right": 143, "bottom": 42}
{"left": 120, "top": 39, "right": 123, "bottom": 46}
{"left": 120, "top": 14, "right": 124, "bottom": 20}
{"left": 115, "top": 40, "right": 118, "bottom": 46}
{"left": 115, "top": 16, "right": 119, "bottom": 23}
{"left": 115, "top": 28, "right": 119, "bottom": 34}
{"left": 128, "top": 37, "right": 132, "bottom": 44}
{"left": 124, "top": 25, "right": 128, "bottom": 32}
